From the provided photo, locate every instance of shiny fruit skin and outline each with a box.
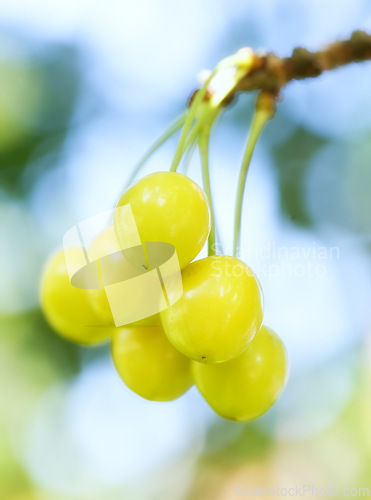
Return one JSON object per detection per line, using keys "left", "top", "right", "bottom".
{"left": 114, "top": 172, "right": 210, "bottom": 269}
{"left": 192, "top": 326, "right": 288, "bottom": 422}
{"left": 87, "top": 225, "right": 161, "bottom": 328}
{"left": 112, "top": 325, "right": 193, "bottom": 401}
{"left": 161, "top": 255, "right": 263, "bottom": 364}
{"left": 40, "top": 249, "right": 113, "bottom": 344}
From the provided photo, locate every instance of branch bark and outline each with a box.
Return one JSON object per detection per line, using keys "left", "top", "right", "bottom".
{"left": 223, "top": 30, "right": 371, "bottom": 103}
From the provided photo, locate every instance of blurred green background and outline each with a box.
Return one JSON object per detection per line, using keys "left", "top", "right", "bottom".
{"left": 1, "top": 1, "right": 371, "bottom": 499}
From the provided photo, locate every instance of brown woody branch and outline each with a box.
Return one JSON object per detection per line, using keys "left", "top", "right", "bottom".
{"left": 222, "top": 30, "right": 371, "bottom": 104}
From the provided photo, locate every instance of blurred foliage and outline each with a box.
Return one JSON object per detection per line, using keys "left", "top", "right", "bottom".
{"left": 271, "top": 125, "right": 328, "bottom": 226}
{"left": 0, "top": 435, "right": 32, "bottom": 499}
{"left": 0, "top": 44, "right": 83, "bottom": 196}
{"left": 202, "top": 419, "right": 274, "bottom": 466}
{"left": 0, "top": 311, "right": 79, "bottom": 498}
{"left": 0, "top": 310, "right": 81, "bottom": 377}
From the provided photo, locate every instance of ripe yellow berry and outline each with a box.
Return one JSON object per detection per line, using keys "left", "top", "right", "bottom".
{"left": 114, "top": 172, "right": 210, "bottom": 269}
{"left": 161, "top": 255, "right": 263, "bottom": 364}
{"left": 40, "top": 249, "right": 113, "bottom": 344}
{"left": 192, "top": 326, "right": 288, "bottom": 421}
{"left": 112, "top": 325, "right": 193, "bottom": 401}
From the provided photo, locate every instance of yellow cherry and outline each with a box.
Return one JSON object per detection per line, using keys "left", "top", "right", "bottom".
{"left": 161, "top": 255, "right": 263, "bottom": 364}
{"left": 40, "top": 249, "right": 113, "bottom": 344}
{"left": 114, "top": 172, "right": 210, "bottom": 269}
{"left": 192, "top": 326, "right": 288, "bottom": 421}
{"left": 112, "top": 325, "right": 193, "bottom": 401}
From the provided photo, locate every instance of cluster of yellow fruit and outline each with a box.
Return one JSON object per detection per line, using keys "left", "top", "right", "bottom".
{"left": 41, "top": 172, "right": 288, "bottom": 422}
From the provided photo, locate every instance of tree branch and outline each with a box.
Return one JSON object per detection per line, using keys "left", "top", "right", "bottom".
{"left": 223, "top": 30, "right": 371, "bottom": 103}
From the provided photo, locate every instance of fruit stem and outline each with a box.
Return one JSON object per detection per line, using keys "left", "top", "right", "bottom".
{"left": 125, "top": 113, "right": 186, "bottom": 189}
{"left": 170, "top": 70, "right": 217, "bottom": 173}
{"left": 233, "top": 92, "right": 276, "bottom": 258}
{"left": 181, "top": 136, "right": 198, "bottom": 175}
{"left": 169, "top": 50, "right": 256, "bottom": 173}
{"left": 198, "top": 127, "right": 216, "bottom": 256}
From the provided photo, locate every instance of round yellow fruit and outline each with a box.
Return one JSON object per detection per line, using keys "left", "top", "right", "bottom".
{"left": 114, "top": 172, "right": 210, "bottom": 269}
{"left": 192, "top": 326, "right": 288, "bottom": 421}
{"left": 40, "top": 249, "right": 114, "bottom": 344}
{"left": 112, "top": 325, "right": 193, "bottom": 401}
{"left": 161, "top": 255, "right": 263, "bottom": 364}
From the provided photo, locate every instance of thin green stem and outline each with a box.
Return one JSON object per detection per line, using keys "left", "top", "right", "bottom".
{"left": 170, "top": 71, "right": 217, "bottom": 172}
{"left": 233, "top": 98, "right": 274, "bottom": 258}
{"left": 215, "top": 223, "right": 224, "bottom": 256}
{"left": 198, "top": 128, "right": 216, "bottom": 256}
{"left": 184, "top": 120, "right": 202, "bottom": 150}
{"left": 181, "top": 137, "right": 198, "bottom": 175}
{"left": 125, "top": 113, "right": 185, "bottom": 189}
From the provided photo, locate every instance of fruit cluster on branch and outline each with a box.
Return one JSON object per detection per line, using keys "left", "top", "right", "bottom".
{"left": 41, "top": 30, "right": 371, "bottom": 423}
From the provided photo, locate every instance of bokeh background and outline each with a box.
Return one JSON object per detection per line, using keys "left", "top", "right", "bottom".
{"left": 1, "top": 1, "right": 371, "bottom": 499}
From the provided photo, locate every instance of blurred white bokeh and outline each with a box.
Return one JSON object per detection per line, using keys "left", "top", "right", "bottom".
{"left": 20, "top": 359, "right": 206, "bottom": 498}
